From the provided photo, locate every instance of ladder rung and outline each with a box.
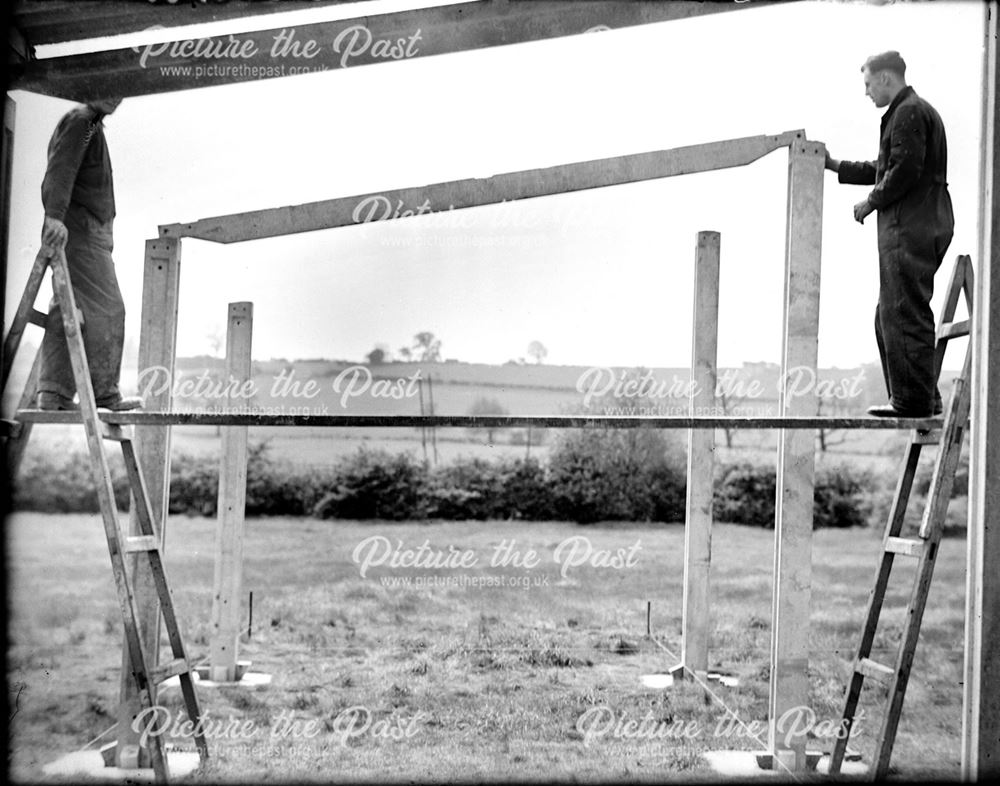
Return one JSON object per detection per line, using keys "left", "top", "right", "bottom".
{"left": 885, "top": 536, "right": 925, "bottom": 557}
{"left": 912, "top": 428, "right": 942, "bottom": 445}
{"left": 123, "top": 535, "right": 160, "bottom": 554}
{"left": 27, "top": 309, "right": 47, "bottom": 327}
{"left": 856, "top": 657, "right": 896, "bottom": 685}
{"left": 937, "top": 319, "right": 969, "bottom": 340}
{"left": 152, "top": 657, "right": 192, "bottom": 684}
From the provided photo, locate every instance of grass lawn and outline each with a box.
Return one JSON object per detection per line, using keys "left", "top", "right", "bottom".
{"left": 6, "top": 513, "right": 968, "bottom": 781}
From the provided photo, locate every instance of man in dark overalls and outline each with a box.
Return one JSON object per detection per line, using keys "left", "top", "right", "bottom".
{"left": 37, "top": 97, "right": 143, "bottom": 411}
{"left": 826, "top": 51, "right": 954, "bottom": 418}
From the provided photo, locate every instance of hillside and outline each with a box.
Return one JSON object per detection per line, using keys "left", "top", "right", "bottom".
{"left": 5, "top": 349, "right": 963, "bottom": 422}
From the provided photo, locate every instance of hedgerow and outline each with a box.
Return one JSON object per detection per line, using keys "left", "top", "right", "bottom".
{"left": 12, "top": 441, "right": 882, "bottom": 528}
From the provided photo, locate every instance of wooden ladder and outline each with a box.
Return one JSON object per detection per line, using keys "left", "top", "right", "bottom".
{"left": 2, "top": 245, "right": 208, "bottom": 782}
{"left": 829, "top": 254, "right": 974, "bottom": 778}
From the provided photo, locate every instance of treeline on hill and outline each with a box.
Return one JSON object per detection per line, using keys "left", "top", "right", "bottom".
{"left": 14, "top": 430, "right": 889, "bottom": 529}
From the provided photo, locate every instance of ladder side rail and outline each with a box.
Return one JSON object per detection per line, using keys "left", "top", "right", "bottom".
{"left": 119, "top": 438, "right": 209, "bottom": 761}
{"left": 873, "top": 367, "right": 970, "bottom": 777}
{"left": 4, "top": 350, "right": 41, "bottom": 478}
{"left": 48, "top": 248, "right": 170, "bottom": 782}
{"left": 920, "top": 358, "right": 973, "bottom": 545}
{"left": 831, "top": 255, "right": 973, "bottom": 776}
{"left": 1, "top": 248, "right": 48, "bottom": 390}
{"left": 871, "top": 280, "right": 974, "bottom": 778}
{"left": 931, "top": 255, "right": 970, "bottom": 384}
{"left": 830, "top": 441, "right": 923, "bottom": 771}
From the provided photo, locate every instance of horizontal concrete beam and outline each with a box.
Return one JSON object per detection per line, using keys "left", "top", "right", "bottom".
{"left": 16, "top": 410, "right": 943, "bottom": 430}
{"left": 11, "top": 1, "right": 774, "bottom": 101}
{"left": 159, "top": 131, "right": 805, "bottom": 243}
{"left": 13, "top": 0, "right": 347, "bottom": 49}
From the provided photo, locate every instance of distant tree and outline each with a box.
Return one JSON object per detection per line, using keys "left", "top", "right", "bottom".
{"left": 398, "top": 347, "right": 412, "bottom": 361}
{"left": 527, "top": 340, "right": 548, "bottom": 364}
{"left": 718, "top": 389, "right": 735, "bottom": 449}
{"left": 366, "top": 346, "right": 387, "bottom": 365}
{"left": 816, "top": 395, "right": 849, "bottom": 453}
{"left": 467, "top": 396, "right": 509, "bottom": 444}
{"left": 412, "top": 331, "right": 442, "bottom": 362}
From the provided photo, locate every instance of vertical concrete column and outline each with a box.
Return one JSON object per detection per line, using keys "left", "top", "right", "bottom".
{"left": 679, "top": 230, "right": 721, "bottom": 678}
{"left": 767, "top": 139, "right": 824, "bottom": 772}
{"left": 115, "top": 238, "right": 181, "bottom": 769}
{"left": 210, "top": 302, "right": 253, "bottom": 682}
{"left": 1, "top": 97, "right": 14, "bottom": 337}
{"left": 962, "top": 1, "right": 1000, "bottom": 779}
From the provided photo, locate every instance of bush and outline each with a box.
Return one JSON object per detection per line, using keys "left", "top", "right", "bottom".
{"left": 169, "top": 452, "right": 219, "bottom": 515}
{"left": 713, "top": 461, "right": 880, "bottom": 529}
{"left": 312, "top": 448, "right": 428, "bottom": 521}
{"left": 424, "top": 456, "right": 555, "bottom": 521}
{"left": 498, "top": 457, "right": 556, "bottom": 520}
{"left": 244, "top": 443, "right": 327, "bottom": 517}
{"left": 548, "top": 429, "right": 685, "bottom": 524}
{"left": 425, "top": 457, "right": 506, "bottom": 520}
{"left": 713, "top": 462, "right": 776, "bottom": 527}
{"left": 13, "top": 444, "right": 131, "bottom": 513}
{"left": 11, "top": 440, "right": 879, "bottom": 530}
{"left": 813, "top": 464, "right": 878, "bottom": 528}
{"left": 171, "top": 442, "right": 329, "bottom": 517}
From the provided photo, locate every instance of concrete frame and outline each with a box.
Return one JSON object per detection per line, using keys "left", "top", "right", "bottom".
{"left": 4, "top": 0, "right": 996, "bottom": 776}
{"left": 125, "top": 130, "right": 825, "bottom": 771}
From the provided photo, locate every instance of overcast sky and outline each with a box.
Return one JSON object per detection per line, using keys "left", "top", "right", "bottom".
{"left": 4, "top": 0, "right": 985, "bottom": 369}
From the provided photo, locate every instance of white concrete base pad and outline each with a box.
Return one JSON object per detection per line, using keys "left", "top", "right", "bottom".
{"left": 641, "top": 672, "right": 676, "bottom": 688}
{"left": 815, "top": 755, "right": 868, "bottom": 776}
{"left": 161, "top": 669, "right": 272, "bottom": 690}
{"left": 640, "top": 671, "right": 740, "bottom": 689}
{"left": 704, "top": 750, "right": 869, "bottom": 778}
{"left": 42, "top": 749, "right": 201, "bottom": 780}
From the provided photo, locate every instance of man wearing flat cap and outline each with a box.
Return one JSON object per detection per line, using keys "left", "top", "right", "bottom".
{"left": 826, "top": 51, "right": 954, "bottom": 418}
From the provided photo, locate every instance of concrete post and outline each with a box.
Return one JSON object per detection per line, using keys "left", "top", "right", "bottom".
{"left": 678, "top": 230, "right": 721, "bottom": 678}
{"left": 209, "top": 302, "right": 253, "bottom": 682}
{"left": 114, "top": 238, "right": 181, "bottom": 768}
{"left": 962, "top": 1, "right": 1000, "bottom": 779}
{"left": 767, "top": 140, "right": 824, "bottom": 772}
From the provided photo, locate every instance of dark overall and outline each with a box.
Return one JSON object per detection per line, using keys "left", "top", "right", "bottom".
{"left": 38, "top": 106, "right": 124, "bottom": 406}
{"left": 839, "top": 86, "right": 954, "bottom": 416}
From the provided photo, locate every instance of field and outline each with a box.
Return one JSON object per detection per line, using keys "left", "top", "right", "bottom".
{"left": 7, "top": 512, "right": 969, "bottom": 782}
{"left": 6, "top": 356, "right": 967, "bottom": 780}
